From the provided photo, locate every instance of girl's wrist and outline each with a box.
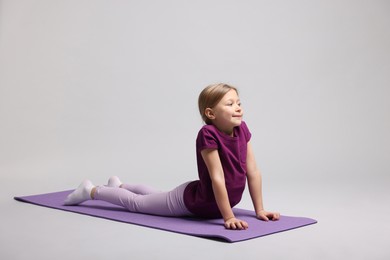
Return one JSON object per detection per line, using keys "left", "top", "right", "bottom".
{"left": 256, "top": 209, "right": 265, "bottom": 214}
{"left": 224, "top": 216, "right": 236, "bottom": 222}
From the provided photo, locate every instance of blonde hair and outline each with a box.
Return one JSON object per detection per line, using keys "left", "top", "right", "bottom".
{"left": 198, "top": 83, "right": 238, "bottom": 124}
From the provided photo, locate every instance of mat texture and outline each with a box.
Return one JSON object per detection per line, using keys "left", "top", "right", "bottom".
{"left": 14, "top": 190, "right": 316, "bottom": 242}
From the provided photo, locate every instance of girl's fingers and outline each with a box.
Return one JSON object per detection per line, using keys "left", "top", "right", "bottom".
{"left": 271, "top": 212, "right": 280, "bottom": 220}
{"left": 235, "top": 222, "right": 242, "bottom": 229}
{"left": 231, "top": 222, "right": 237, "bottom": 229}
{"left": 225, "top": 219, "right": 248, "bottom": 230}
{"left": 260, "top": 213, "right": 269, "bottom": 221}
{"left": 258, "top": 211, "right": 281, "bottom": 221}
{"left": 236, "top": 220, "right": 248, "bottom": 230}
{"left": 225, "top": 221, "right": 236, "bottom": 230}
{"left": 241, "top": 221, "right": 249, "bottom": 229}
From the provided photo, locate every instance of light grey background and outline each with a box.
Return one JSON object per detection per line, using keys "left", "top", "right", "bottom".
{"left": 1, "top": 0, "right": 389, "bottom": 259}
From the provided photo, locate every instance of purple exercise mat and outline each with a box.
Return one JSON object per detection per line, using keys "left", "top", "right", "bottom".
{"left": 14, "top": 190, "right": 316, "bottom": 242}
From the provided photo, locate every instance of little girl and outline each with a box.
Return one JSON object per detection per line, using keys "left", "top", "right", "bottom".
{"left": 64, "top": 83, "right": 280, "bottom": 230}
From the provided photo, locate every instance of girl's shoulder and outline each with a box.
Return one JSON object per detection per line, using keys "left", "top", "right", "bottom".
{"left": 197, "top": 121, "right": 250, "bottom": 140}
{"left": 239, "top": 121, "right": 252, "bottom": 142}
{"left": 196, "top": 124, "right": 220, "bottom": 150}
{"left": 240, "top": 120, "right": 248, "bottom": 130}
{"left": 199, "top": 123, "right": 217, "bottom": 132}
{"left": 197, "top": 124, "right": 218, "bottom": 139}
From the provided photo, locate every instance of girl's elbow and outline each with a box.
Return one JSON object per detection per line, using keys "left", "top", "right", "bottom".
{"left": 211, "top": 175, "right": 226, "bottom": 187}
{"left": 247, "top": 169, "right": 261, "bottom": 180}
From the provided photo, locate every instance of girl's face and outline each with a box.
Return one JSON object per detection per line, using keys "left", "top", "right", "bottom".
{"left": 207, "top": 89, "right": 243, "bottom": 136}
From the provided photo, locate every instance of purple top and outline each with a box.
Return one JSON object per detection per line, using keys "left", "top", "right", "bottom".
{"left": 183, "top": 121, "right": 252, "bottom": 218}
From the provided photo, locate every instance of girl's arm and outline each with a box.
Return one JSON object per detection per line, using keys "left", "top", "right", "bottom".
{"left": 201, "top": 149, "right": 248, "bottom": 230}
{"left": 246, "top": 142, "right": 280, "bottom": 221}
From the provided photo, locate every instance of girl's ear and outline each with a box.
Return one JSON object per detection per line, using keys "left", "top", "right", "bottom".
{"left": 205, "top": 108, "right": 215, "bottom": 120}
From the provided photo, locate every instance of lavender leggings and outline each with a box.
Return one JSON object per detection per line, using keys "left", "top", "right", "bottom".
{"left": 94, "top": 182, "right": 192, "bottom": 217}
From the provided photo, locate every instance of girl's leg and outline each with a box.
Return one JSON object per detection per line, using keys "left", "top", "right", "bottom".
{"left": 107, "top": 176, "right": 160, "bottom": 195}
{"left": 120, "top": 184, "right": 161, "bottom": 195}
{"left": 94, "top": 182, "right": 192, "bottom": 217}
{"left": 64, "top": 177, "right": 165, "bottom": 205}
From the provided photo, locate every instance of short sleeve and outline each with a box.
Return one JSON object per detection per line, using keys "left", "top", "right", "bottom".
{"left": 196, "top": 126, "right": 219, "bottom": 151}
{"left": 241, "top": 121, "right": 252, "bottom": 143}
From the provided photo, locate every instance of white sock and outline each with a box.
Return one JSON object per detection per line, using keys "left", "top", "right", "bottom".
{"left": 64, "top": 180, "right": 94, "bottom": 205}
{"left": 107, "top": 176, "right": 122, "bottom": 187}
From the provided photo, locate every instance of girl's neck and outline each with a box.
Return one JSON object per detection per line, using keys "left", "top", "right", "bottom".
{"left": 212, "top": 123, "right": 235, "bottom": 137}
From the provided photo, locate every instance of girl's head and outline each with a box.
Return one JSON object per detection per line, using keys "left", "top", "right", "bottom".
{"left": 198, "top": 83, "right": 241, "bottom": 125}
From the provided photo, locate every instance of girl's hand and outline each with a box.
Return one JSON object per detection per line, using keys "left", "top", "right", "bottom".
{"left": 257, "top": 210, "right": 280, "bottom": 221}
{"left": 224, "top": 217, "right": 249, "bottom": 230}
